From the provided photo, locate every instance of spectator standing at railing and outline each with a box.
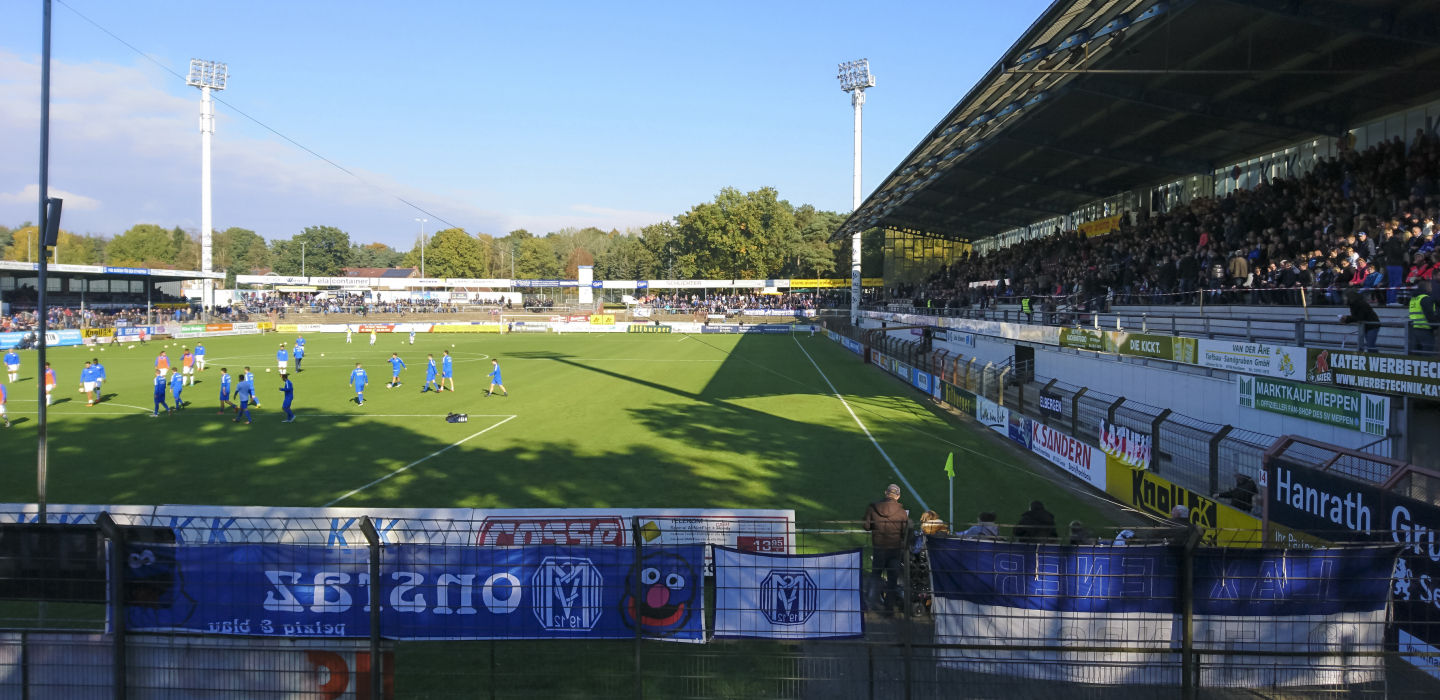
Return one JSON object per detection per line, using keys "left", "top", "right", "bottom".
{"left": 862, "top": 484, "right": 910, "bottom": 615}
{"left": 1408, "top": 280, "right": 1439, "bottom": 354}
{"left": 1340, "top": 290, "right": 1381, "bottom": 352}
{"left": 1014, "top": 501, "right": 1058, "bottom": 543}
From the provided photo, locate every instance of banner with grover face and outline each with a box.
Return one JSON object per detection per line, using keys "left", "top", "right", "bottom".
{"left": 123, "top": 542, "right": 705, "bottom": 642}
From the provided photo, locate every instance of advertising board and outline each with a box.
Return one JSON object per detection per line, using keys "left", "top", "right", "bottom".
{"left": 1237, "top": 375, "right": 1389, "bottom": 435}
{"left": 1029, "top": 421, "right": 1105, "bottom": 491}
{"left": 1198, "top": 340, "right": 1305, "bottom": 379}
{"left": 1099, "top": 418, "right": 1151, "bottom": 470}
{"left": 1307, "top": 347, "right": 1440, "bottom": 399}
{"left": 627, "top": 324, "right": 672, "bottom": 333}
{"left": 1264, "top": 458, "right": 1440, "bottom": 662}
{"left": 1038, "top": 390, "right": 1064, "bottom": 419}
{"left": 976, "top": 397, "right": 1008, "bottom": 434}
{"left": 432, "top": 324, "right": 503, "bottom": 333}
{"left": 940, "top": 381, "right": 976, "bottom": 417}
{"left": 1103, "top": 459, "right": 1270, "bottom": 547}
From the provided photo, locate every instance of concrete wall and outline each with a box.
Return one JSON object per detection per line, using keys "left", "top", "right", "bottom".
{"left": 857, "top": 317, "right": 1388, "bottom": 454}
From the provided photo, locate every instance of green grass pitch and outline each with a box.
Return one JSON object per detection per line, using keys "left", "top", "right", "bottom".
{"left": 0, "top": 330, "right": 1122, "bottom": 528}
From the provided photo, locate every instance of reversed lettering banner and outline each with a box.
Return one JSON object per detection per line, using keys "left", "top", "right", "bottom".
{"left": 125, "top": 543, "right": 706, "bottom": 642}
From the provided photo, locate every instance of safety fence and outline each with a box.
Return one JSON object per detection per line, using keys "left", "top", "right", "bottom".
{"left": 841, "top": 323, "right": 1395, "bottom": 508}
{"left": 2, "top": 509, "right": 1438, "bottom": 699}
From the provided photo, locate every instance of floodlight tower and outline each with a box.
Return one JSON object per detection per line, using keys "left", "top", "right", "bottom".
{"left": 187, "top": 59, "right": 228, "bottom": 311}
{"left": 838, "top": 59, "right": 874, "bottom": 324}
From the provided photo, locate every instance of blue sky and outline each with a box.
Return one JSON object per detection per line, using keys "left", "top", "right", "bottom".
{"left": 0, "top": 0, "right": 1052, "bottom": 248}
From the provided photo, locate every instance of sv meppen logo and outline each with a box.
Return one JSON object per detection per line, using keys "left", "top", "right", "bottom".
{"left": 533, "top": 557, "right": 603, "bottom": 631}
{"left": 761, "top": 570, "right": 817, "bottom": 625}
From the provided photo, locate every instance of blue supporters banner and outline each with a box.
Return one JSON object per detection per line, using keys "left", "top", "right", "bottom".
{"left": 928, "top": 538, "right": 1396, "bottom": 686}
{"left": 712, "top": 546, "right": 862, "bottom": 639}
{"left": 928, "top": 539, "right": 1394, "bottom": 616}
{"left": 124, "top": 543, "right": 706, "bottom": 642}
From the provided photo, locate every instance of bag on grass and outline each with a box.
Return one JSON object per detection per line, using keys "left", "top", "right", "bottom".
{"left": 446, "top": 413, "right": 468, "bottom": 423}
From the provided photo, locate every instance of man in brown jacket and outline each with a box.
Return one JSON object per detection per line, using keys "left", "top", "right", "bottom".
{"left": 863, "top": 484, "right": 910, "bottom": 613}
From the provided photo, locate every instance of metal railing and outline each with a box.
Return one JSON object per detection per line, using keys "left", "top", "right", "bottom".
{"left": 2, "top": 511, "right": 1436, "bottom": 699}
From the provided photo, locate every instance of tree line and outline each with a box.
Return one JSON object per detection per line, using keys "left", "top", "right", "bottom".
{"left": 0, "top": 186, "right": 884, "bottom": 285}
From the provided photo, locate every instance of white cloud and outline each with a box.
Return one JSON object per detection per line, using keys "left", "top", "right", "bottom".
{"left": 0, "top": 51, "right": 647, "bottom": 245}
{"left": 0, "top": 184, "right": 101, "bottom": 210}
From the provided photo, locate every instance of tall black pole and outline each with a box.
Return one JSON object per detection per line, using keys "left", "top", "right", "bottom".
{"left": 36, "top": 0, "right": 52, "bottom": 523}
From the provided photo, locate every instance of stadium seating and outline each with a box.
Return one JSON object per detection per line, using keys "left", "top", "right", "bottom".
{"left": 894, "top": 132, "right": 1439, "bottom": 310}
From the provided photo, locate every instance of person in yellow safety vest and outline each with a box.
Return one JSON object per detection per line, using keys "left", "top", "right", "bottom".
{"left": 1409, "top": 279, "right": 1439, "bottom": 354}
{"left": 1021, "top": 297, "right": 1033, "bottom": 323}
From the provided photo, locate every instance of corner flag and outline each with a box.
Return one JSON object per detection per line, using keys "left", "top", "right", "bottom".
{"left": 944, "top": 452, "right": 955, "bottom": 528}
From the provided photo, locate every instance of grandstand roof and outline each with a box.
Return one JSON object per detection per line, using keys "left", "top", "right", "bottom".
{"left": 0, "top": 260, "right": 224, "bottom": 280}
{"left": 834, "top": 0, "right": 1440, "bottom": 244}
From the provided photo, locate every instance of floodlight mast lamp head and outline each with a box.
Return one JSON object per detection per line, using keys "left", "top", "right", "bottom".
{"left": 837, "top": 59, "right": 875, "bottom": 93}
{"left": 186, "top": 59, "right": 228, "bottom": 90}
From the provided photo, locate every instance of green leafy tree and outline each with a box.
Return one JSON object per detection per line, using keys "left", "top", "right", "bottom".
{"left": 271, "top": 225, "right": 352, "bottom": 276}
{"left": 595, "top": 231, "right": 660, "bottom": 280}
{"left": 246, "top": 237, "right": 273, "bottom": 273}
{"left": 349, "top": 242, "right": 405, "bottom": 269}
{"left": 563, "top": 247, "right": 595, "bottom": 279}
{"left": 106, "top": 224, "right": 177, "bottom": 266}
{"left": 670, "top": 187, "right": 798, "bottom": 278}
{"left": 213, "top": 227, "right": 265, "bottom": 286}
{"left": 516, "top": 237, "right": 561, "bottom": 278}
{"left": 0, "top": 225, "right": 13, "bottom": 253}
{"left": 401, "top": 228, "right": 488, "bottom": 278}
{"left": 790, "top": 205, "right": 843, "bottom": 278}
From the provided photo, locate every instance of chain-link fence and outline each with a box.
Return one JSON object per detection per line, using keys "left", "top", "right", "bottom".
{"left": 3, "top": 510, "right": 1438, "bottom": 699}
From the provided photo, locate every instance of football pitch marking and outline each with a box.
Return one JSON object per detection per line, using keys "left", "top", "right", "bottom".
{"left": 322, "top": 414, "right": 517, "bottom": 506}
{"left": 790, "top": 336, "right": 929, "bottom": 512}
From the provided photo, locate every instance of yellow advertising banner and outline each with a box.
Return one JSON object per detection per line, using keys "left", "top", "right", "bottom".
{"left": 590, "top": 315, "right": 616, "bottom": 325}
{"left": 257, "top": 323, "right": 274, "bottom": 330}
{"left": 82, "top": 328, "right": 115, "bottom": 338}
{"left": 275, "top": 324, "right": 299, "bottom": 333}
{"left": 788, "top": 278, "right": 886, "bottom": 288}
{"left": 432, "top": 324, "right": 503, "bottom": 333}
{"left": 1078, "top": 214, "right": 1123, "bottom": 238}
{"left": 1102, "top": 458, "right": 1316, "bottom": 547}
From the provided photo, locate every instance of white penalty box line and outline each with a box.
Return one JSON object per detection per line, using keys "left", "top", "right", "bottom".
{"left": 323, "top": 414, "right": 516, "bottom": 506}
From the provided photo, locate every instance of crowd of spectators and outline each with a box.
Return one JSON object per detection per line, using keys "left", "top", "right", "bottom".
{"left": 894, "top": 130, "right": 1440, "bottom": 311}
{"left": 644, "top": 292, "right": 863, "bottom": 312}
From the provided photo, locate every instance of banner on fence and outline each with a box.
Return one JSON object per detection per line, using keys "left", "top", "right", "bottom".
{"left": 1006, "top": 412, "right": 1032, "bottom": 450}
{"left": 1029, "top": 421, "right": 1105, "bottom": 491}
{"left": 1104, "top": 331, "right": 1197, "bottom": 363}
{"left": 941, "top": 381, "right": 977, "bottom": 418}
{"left": 1058, "top": 328, "right": 1105, "bottom": 352}
{"left": 912, "top": 370, "right": 932, "bottom": 394}
{"left": 0, "top": 633, "right": 395, "bottom": 697}
{"left": 1099, "top": 418, "right": 1151, "bottom": 470}
{"left": 976, "top": 398, "right": 1008, "bottom": 434}
{"left": 1237, "top": 375, "right": 1389, "bottom": 435}
{"left": 627, "top": 324, "right": 671, "bottom": 333}
{"left": 1306, "top": 347, "right": 1440, "bottom": 399}
{"left": 1038, "top": 390, "right": 1064, "bottom": 419}
{"left": 589, "top": 315, "right": 616, "bottom": 325}
{"left": 125, "top": 543, "right": 707, "bottom": 642}
{"left": 1198, "top": 340, "right": 1305, "bottom": 379}
{"left": 1264, "top": 458, "right": 1440, "bottom": 658}
{"left": 929, "top": 539, "right": 1391, "bottom": 686}
{"left": 432, "top": 324, "right": 503, "bottom": 333}
{"left": 712, "top": 547, "right": 862, "bottom": 640}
